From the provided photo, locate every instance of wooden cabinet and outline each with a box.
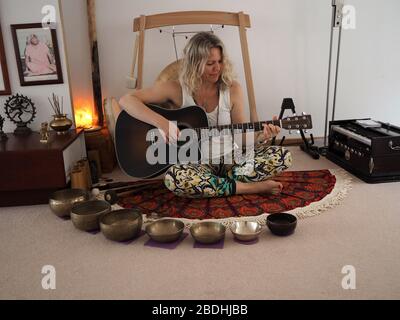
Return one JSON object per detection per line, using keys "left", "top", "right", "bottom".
{"left": 0, "top": 129, "right": 86, "bottom": 207}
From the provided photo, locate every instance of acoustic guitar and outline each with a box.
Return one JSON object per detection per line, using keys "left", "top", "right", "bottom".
{"left": 115, "top": 104, "right": 312, "bottom": 179}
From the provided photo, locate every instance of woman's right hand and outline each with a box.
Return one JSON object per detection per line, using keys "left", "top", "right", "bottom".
{"left": 156, "top": 117, "right": 181, "bottom": 145}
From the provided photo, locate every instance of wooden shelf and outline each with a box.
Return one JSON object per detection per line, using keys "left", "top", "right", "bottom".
{"left": 0, "top": 129, "right": 83, "bottom": 152}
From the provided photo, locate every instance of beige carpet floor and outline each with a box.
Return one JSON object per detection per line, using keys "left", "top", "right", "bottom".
{"left": 1, "top": 147, "right": 400, "bottom": 300}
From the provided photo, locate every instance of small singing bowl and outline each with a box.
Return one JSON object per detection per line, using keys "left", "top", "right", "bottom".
{"left": 49, "top": 189, "right": 90, "bottom": 218}
{"left": 145, "top": 219, "right": 185, "bottom": 243}
{"left": 190, "top": 221, "right": 226, "bottom": 244}
{"left": 267, "top": 213, "right": 297, "bottom": 236}
{"left": 100, "top": 209, "right": 143, "bottom": 242}
{"left": 230, "top": 221, "right": 263, "bottom": 242}
{"left": 71, "top": 200, "right": 111, "bottom": 232}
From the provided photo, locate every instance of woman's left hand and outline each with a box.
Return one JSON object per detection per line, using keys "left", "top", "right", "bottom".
{"left": 262, "top": 116, "right": 281, "bottom": 141}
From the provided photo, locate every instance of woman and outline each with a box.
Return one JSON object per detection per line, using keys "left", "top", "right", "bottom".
{"left": 24, "top": 34, "right": 57, "bottom": 76}
{"left": 119, "top": 32, "right": 292, "bottom": 198}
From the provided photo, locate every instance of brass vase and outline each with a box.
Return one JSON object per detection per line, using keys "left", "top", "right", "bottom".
{"left": 50, "top": 114, "right": 73, "bottom": 135}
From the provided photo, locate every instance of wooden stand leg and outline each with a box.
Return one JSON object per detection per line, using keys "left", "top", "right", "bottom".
{"left": 136, "top": 15, "right": 146, "bottom": 89}
{"left": 238, "top": 11, "right": 258, "bottom": 123}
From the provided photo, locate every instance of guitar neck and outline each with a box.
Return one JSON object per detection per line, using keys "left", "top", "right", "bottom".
{"left": 194, "top": 120, "right": 281, "bottom": 136}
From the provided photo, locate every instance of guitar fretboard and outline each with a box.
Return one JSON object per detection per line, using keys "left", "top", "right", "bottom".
{"left": 193, "top": 120, "right": 281, "bottom": 137}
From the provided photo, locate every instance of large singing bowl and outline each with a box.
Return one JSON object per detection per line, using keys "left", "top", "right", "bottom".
{"left": 100, "top": 209, "right": 143, "bottom": 242}
{"left": 71, "top": 200, "right": 111, "bottom": 232}
{"left": 49, "top": 189, "right": 90, "bottom": 218}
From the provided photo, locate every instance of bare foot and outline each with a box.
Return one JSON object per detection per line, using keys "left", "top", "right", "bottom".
{"left": 236, "top": 180, "right": 283, "bottom": 195}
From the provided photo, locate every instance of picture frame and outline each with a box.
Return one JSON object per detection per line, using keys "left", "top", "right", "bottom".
{"left": 0, "top": 22, "right": 11, "bottom": 95}
{"left": 11, "top": 23, "right": 63, "bottom": 86}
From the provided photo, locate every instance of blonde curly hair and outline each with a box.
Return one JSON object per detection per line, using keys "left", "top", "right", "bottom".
{"left": 180, "top": 32, "right": 235, "bottom": 94}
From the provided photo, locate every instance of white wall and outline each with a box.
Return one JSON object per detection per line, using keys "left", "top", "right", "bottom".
{"left": 0, "top": 0, "right": 73, "bottom": 133}
{"left": 94, "top": 0, "right": 330, "bottom": 137}
{"left": 336, "top": 0, "right": 400, "bottom": 125}
{"left": 91, "top": 0, "right": 400, "bottom": 137}
{"left": 2, "top": 1, "right": 398, "bottom": 136}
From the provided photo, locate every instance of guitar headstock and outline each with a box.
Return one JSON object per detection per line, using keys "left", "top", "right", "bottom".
{"left": 281, "top": 114, "right": 313, "bottom": 131}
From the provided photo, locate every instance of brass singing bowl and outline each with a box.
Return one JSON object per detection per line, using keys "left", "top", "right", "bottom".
{"left": 230, "top": 221, "right": 263, "bottom": 242}
{"left": 71, "top": 200, "right": 111, "bottom": 232}
{"left": 190, "top": 221, "right": 226, "bottom": 244}
{"left": 49, "top": 189, "right": 90, "bottom": 218}
{"left": 100, "top": 209, "right": 143, "bottom": 242}
{"left": 145, "top": 219, "right": 185, "bottom": 243}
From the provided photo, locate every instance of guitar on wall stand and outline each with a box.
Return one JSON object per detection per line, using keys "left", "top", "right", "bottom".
{"left": 271, "top": 98, "right": 320, "bottom": 160}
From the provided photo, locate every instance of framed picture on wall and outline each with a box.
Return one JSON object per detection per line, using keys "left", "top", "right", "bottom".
{"left": 0, "top": 22, "right": 11, "bottom": 95}
{"left": 11, "top": 23, "right": 63, "bottom": 86}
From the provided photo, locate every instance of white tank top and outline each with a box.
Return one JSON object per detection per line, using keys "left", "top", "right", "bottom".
{"left": 180, "top": 83, "right": 239, "bottom": 163}
{"left": 180, "top": 84, "right": 232, "bottom": 126}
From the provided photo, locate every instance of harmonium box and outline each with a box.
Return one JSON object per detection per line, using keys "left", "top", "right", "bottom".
{"left": 326, "top": 119, "right": 400, "bottom": 183}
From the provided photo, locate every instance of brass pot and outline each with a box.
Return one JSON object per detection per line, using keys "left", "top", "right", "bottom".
{"left": 50, "top": 114, "right": 73, "bottom": 135}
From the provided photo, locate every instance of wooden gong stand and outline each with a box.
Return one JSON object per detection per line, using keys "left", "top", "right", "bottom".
{"left": 132, "top": 11, "right": 259, "bottom": 123}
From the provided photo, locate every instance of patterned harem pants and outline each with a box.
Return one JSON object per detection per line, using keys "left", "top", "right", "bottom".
{"left": 164, "top": 145, "right": 292, "bottom": 198}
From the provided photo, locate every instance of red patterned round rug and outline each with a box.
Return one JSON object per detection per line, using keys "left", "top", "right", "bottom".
{"left": 116, "top": 169, "right": 351, "bottom": 224}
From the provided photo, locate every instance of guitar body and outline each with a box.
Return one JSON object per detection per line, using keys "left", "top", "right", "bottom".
{"left": 115, "top": 104, "right": 208, "bottom": 179}
{"left": 115, "top": 104, "right": 313, "bottom": 179}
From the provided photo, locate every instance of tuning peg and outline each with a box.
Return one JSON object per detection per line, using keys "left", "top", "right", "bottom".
{"left": 293, "top": 113, "right": 297, "bottom": 117}
{"left": 304, "top": 130, "right": 308, "bottom": 134}
{"left": 297, "top": 130, "right": 301, "bottom": 134}
{"left": 302, "top": 112, "right": 307, "bottom": 115}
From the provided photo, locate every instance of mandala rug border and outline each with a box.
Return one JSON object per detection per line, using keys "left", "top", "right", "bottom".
{"left": 108, "top": 168, "right": 352, "bottom": 227}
